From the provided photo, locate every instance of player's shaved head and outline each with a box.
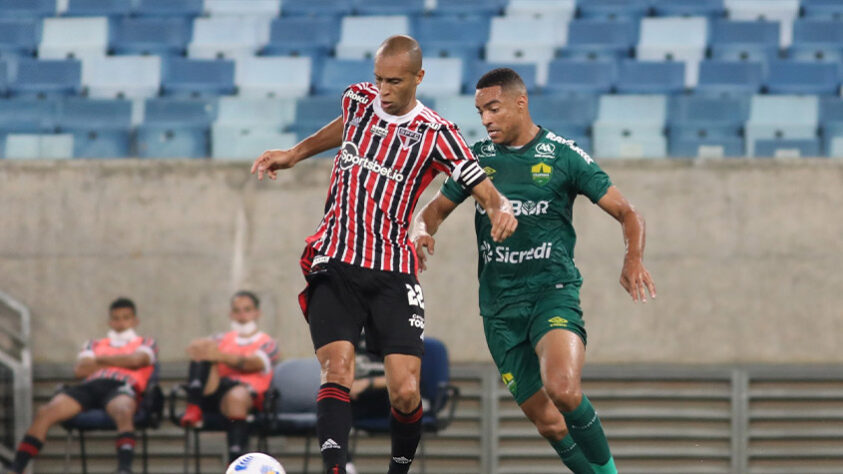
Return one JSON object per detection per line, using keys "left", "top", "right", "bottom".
{"left": 376, "top": 35, "right": 422, "bottom": 74}
{"left": 476, "top": 68, "right": 528, "bottom": 96}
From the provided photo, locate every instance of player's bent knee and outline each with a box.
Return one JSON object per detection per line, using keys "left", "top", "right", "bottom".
{"left": 388, "top": 381, "right": 420, "bottom": 412}
{"left": 544, "top": 380, "right": 582, "bottom": 411}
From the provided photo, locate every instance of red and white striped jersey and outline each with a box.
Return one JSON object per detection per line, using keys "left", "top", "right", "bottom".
{"left": 305, "top": 82, "right": 487, "bottom": 274}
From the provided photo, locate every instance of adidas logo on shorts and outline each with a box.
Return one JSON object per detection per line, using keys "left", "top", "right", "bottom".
{"left": 321, "top": 438, "right": 341, "bottom": 451}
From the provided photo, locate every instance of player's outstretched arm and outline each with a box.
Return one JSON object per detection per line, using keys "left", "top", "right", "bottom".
{"left": 251, "top": 115, "right": 344, "bottom": 180}
{"left": 411, "top": 192, "right": 459, "bottom": 272}
{"left": 470, "top": 180, "right": 517, "bottom": 243}
{"left": 597, "top": 186, "right": 657, "bottom": 303}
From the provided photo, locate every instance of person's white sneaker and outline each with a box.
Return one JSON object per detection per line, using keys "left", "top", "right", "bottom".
{"left": 345, "top": 461, "right": 358, "bottom": 474}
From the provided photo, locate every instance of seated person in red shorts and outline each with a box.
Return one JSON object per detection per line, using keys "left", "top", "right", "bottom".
{"left": 179, "top": 290, "right": 280, "bottom": 463}
{"left": 7, "top": 297, "right": 157, "bottom": 474}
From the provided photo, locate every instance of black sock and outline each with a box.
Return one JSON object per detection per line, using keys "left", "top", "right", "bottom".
{"left": 387, "top": 402, "right": 422, "bottom": 474}
{"left": 317, "top": 383, "right": 351, "bottom": 474}
{"left": 186, "top": 361, "right": 212, "bottom": 405}
{"left": 11, "top": 434, "right": 43, "bottom": 472}
{"left": 116, "top": 431, "right": 136, "bottom": 471}
{"left": 227, "top": 418, "right": 250, "bottom": 463}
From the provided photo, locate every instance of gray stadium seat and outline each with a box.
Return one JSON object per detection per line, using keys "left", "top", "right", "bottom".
{"left": 636, "top": 16, "right": 707, "bottom": 88}
{"left": 202, "top": 0, "right": 281, "bottom": 17}
{"left": 592, "top": 94, "right": 668, "bottom": 159}
{"left": 417, "top": 57, "right": 463, "bottom": 98}
{"left": 38, "top": 17, "right": 108, "bottom": 60}
{"left": 335, "top": 16, "right": 410, "bottom": 59}
{"left": 724, "top": 0, "right": 799, "bottom": 47}
{"left": 188, "top": 16, "right": 271, "bottom": 60}
{"left": 4, "top": 133, "right": 73, "bottom": 159}
{"left": 82, "top": 56, "right": 162, "bottom": 99}
{"left": 744, "top": 95, "right": 819, "bottom": 156}
{"left": 234, "top": 56, "right": 312, "bottom": 99}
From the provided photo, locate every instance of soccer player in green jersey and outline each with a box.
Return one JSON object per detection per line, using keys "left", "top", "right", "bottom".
{"left": 411, "top": 68, "right": 657, "bottom": 474}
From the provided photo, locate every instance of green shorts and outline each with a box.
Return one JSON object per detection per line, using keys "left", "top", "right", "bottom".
{"left": 482, "top": 285, "right": 586, "bottom": 405}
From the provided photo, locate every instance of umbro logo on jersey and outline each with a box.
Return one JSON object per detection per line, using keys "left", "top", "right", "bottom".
{"left": 339, "top": 142, "right": 405, "bottom": 182}
{"left": 370, "top": 125, "right": 388, "bottom": 137}
{"left": 344, "top": 90, "right": 370, "bottom": 104}
{"left": 321, "top": 439, "right": 341, "bottom": 451}
{"left": 398, "top": 127, "right": 421, "bottom": 149}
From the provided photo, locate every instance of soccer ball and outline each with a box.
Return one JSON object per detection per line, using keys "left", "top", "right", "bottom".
{"left": 225, "top": 452, "right": 286, "bottom": 474}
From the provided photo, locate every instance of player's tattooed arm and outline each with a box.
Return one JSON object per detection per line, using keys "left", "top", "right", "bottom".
{"left": 412, "top": 192, "right": 459, "bottom": 272}
{"left": 597, "top": 185, "right": 657, "bottom": 303}
{"left": 470, "top": 180, "right": 518, "bottom": 243}
{"left": 251, "top": 115, "right": 344, "bottom": 180}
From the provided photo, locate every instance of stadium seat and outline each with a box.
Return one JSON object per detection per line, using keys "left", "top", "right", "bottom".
{"left": 281, "top": 0, "right": 353, "bottom": 17}
{"left": 0, "top": 98, "right": 58, "bottom": 136}
{"left": 412, "top": 16, "right": 490, "bottom": 64}
{"left": 289, "top": 95, "right": 341, "bottom": 139}
{"left": 161, "top": 58, "right": 235, "bottom": 97}
{"left": 10, "top": 58, "right": 82, "bottom": 97}
{"left": 430, "top": 0, "right": 505, "bottom": 17}
{"left": 724, "top": 0, "right": 799, "bottom": 47}
{"left": 136, "top": 98, "right": 217, "bottom": 158}
{"left": 203, "top": 0, "right": 281, "bottom": 17}
{"left": 38, "top": 17, "right": 108, "bottom": 60}
{"left": 188, "top": 16, "right": 271, "bottom": 60}
{"left": 57, "top": 98, "right": 132, "bottom": 158}
{"left": 211, "top": 126, "right": 297, "bottom": 160}
{"left": 802, "top": 0, "right": 843, "bottom": 19}
{"left": 4, "top": 133, "right": 73, "bottom": 159}
{"left": 134, "top": 0, "right": 203, "bottom": 17}
{"left": 562, "top": 19, "right": 637, "bottom": 60}
{"left": 530, "top": 94, "right": 598, "bottom": 148}
{"left": 313, "top": 58, "right": 374, "bottom": 96}
{"left": 0, "top": 0, "right": 56, "bottom": 18}
{"left": 430, "top": 95, "right": 486, "bottom": 142}
{"left": 465, "top": 61, "right": 537, "bottom": 94}
{"left": 0, "top": 60, "right": 6, "bottom": 95}
{"left": 695, "top": 60, "right": 763, "bottom": 96}
{"left": 335, "top": 16, "right": 410, "bottom": 59}
{"left": 417, "top": 57, "right": 463, "bottom": 98}
{"left": 592, "top": 94, "right": 668, "bottom": 158}
{"left": 709, "top": 20, "right": 780, "bottom": 62}
{"left": 64, "top": 0, "right": 133, "bottom": 17}
{"left": 830, "top": 137, "right": 843, "bottom": 157}
{"left": 577, "top": 0, "right": 650, "bottom": 20}
{"left": 668, "top": 95, "right": 749, "bottom": 158}
{"left": 485, "top": 16, "right": 567, "bottom": 66}
{"left": 544, "top": 59, "right": 616, "bottom": 95}
{"left": 0, "top": 19, "right": 40, "bottom": 57}
{"left": 766, "top": 61, "right": 840, "bottom": 95}
{"left": 789, "top": 20, "right": 843, "bottom": 63}
{"left": 651, "top": 0, "right": 724, "bottom": 18}
{"left": 215, "top": 97, "right": 296, "bottom": 130}
{"left": 754, "top": 138, "right": 821, "bottom": 157}
{"left": 616, "top": 60, "right": 685, "bottom": 94}
{"left": 353, "top": 0, "right": 425, "bottom": 16}
{"left": 262, "top": 17, "right": 340, "bottom": 59}
{"left": 111, "top": 17, "right": 191, "bottom": 56}
{"left": 637, "top": 16, "right": 707, "bottom": 88}
{"left": 819, "top": 97, "right": 843, "bottom": 157}
{"left": 744, "top": 95, "right": 818, "bottom": 156}
{"left": 82, "top": 56, "right": 162, "bottom": 99}
{"left": 234, "top": 57, "right": 311, "bottom": 99}
{"left": 505, "top": 0, "right": 576, "bottom": 21}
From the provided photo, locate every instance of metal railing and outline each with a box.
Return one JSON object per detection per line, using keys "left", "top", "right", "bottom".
{"left": 0, "top": 290, "right": 32, "bottom": 465}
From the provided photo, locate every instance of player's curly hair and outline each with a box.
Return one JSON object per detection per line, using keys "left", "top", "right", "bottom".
{"left": 476, "top": 67, "right": 527, "bottom": 94}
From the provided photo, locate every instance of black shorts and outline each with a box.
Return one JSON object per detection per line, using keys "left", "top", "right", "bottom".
{"left": 201, "top": 377, "right": 261, "bottom": 412}
{"left": 304, "top": 258, "right": 425, "bottom": 357}
{"left": 63, "top": 379, "right": 137, "bottom": 412}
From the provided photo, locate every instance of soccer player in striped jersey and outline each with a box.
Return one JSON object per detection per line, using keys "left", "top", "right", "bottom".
{"left": 412, "top": 68, "right": 657, "bottom": 474}
{"left": 7, "top": 298, "right": 157, "bottom": 474}
{"left": 252, "top": 35, "right": 517, "bottom": 474}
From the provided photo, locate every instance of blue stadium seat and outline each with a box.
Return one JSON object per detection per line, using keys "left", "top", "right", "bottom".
{"left": 465, "top": 61, "right": 537, "bottom": 94}
{"left": 766, "top": 61, "right": 839, "bottom": 95}
{"left": 112, "top": 17, "right": 191, "bottom": 56}
{"left": 505, "top": 0, "right": 576, "bottom": 21}
{"left": 802, "top": 0, "right": 843, "bottom": 19}
{"left": 161, "top": 58, "right": 235, "bottom": 97}
{"left": 82, "top": 56, "right": 162, "bottom": 99}
{"left": 353, "top": 0, "right": 425, "bottom": 16}
{"left": 616, "top": 60, "right": 685, "bottom": 94}
{"left": 215, "top": 97, "right": 296, "bottom": 130}
{"left": 263, "top": 17, "right": 339, "bottom": 60}
{"left": 0, "top": 0, "right": 56, "bottom": 18}
{"left": 819, "top": 97, "right": 843, "bottom": 157}
{"left": 65, "top": 0, "right": 132, "bottom": 17}
{"left": 57, "top": 98, "right": 132, "bottom": 158}
{"left": 281, "top": 0, "right": 353, "bottom": 17}
{"left": 562, "top": 19, "right": 637, "bottom": 60}
{"left": 430, "top": 0, "right": 504, "bottom": 17}
{"left": 203, "top": 0, "right": 281, "bottom": 17}
{"left": 289, "top": 95, "right": 341, "bottom": 141}
{"left": 412, "top": 16, "right": 490, "bottom": 63}
{"left": 530, "top": 94, "right": 598, "bottom": 148}
{"left": 724, "top": 0, "right": 799, "bottom": 47}
{"left": 0, "top": 98, "right": 57, "bottom": 134}
{"left": 134, "top": 0, "right": 203, "bottom": 17}
{"left": 544, "top": 59, "right": 616, "bottom": 95}
{"left": 577, "top": 0, "right": 650, "bottom": 20}
{"left": 695, "top": 60, "right": 763, "bottom": 96}
{"left": 0, "top": 60, "right": 6, "bottom": 96}
{"left": 235, "top": 57, "right": 312, "bottom": 99}
{"left": 0, "top": 19, "right": 40, "bottom": 57}
{"left": 592, "top": 94, "right": 668, "bottom": 158}
{"left": 39, "top": 17, "right": 109, "bottom": 60}
{"left": 211, "top": 126, "right": 297, "bottom": 160}
{"left": 136, "top": 98, "right": 217, "bottom": 158}
{"left": 710, "top": 20, "right": 780, "bottom": 62}
{"left": 789, "top": 20, "right": 843, "bottom": 63}
{"left": 744, "top": 95, "right": 818, "bottom": 156}
{"left": 314, "top": 58, "right": 373, "bottom": 96}
{"left": 668, "top": 95, "right": 749, "bottom": 158}
{"left": 651, "top": 0, "right": 724, "bottom": 17}
{"left": 10, "top": 59, "right": 82, "bottom": 98}
{"left": 335, "top": 16, "right": 410, "bottom": 59}
{"left": 754, "top": 138, "right": 821, "bottom": 157}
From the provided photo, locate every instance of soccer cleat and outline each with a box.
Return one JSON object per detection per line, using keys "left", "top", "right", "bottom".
{"left": 180, "top": 403, "right": 204, "bottom": 428}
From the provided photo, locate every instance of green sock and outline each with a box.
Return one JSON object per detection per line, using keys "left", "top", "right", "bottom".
{"left": 562, "top": 395, "right": 616, "bottom": 473}
{"left": 550, "top": 434, "right": 594, "bottom": 473}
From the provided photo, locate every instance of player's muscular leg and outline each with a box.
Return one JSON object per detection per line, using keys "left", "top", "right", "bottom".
{"left": 27, "top": 393, "right": 84, "bottom": 439}
{"left": 384, "top": 354, "right": 421, "bottom": 413}
{"left": 220, "top": 385, "right": 254, "bottom": 419}
{"left": 519, "top": 388, "right": 570, "bottom": 441}
{"left": 105, "top": 395, "right": 137, "bottom": 433}
{"left": 536, "top": 329, "right": 586, "bottom": 412}
{"left": 316, "top": 340, "right": 356, "bottom": 388}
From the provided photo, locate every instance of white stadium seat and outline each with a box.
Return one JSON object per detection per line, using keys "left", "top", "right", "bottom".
{"left": 188, "top": 17, "right": 271, "bottom": 60}
{"left": 744, "top": 95, "right": 818, "bottom": 156}
{"left": 203, "top": 0, "right": 281, "bottom": 17}
{"left": 38, "top": 17, "right": 108, "bottom": 59}
{"left": 637, "top": 17, "right": 708, "bottom": 87}
{"left": 211, "top": 125, "right": 297, "bottom": 160}
{"left": 215, "top": 97, "right": 296, "bottom": 129}
{"left": 234, "top": 56, "right": 311, "bottom": 99}
{"left": 505, "top": 0, "right": 576, "bottom": 22}
{"left": 725, "top": 0, "right": 799, "bottom": 46}
{"left": 5, "top": 133, "right": 74, "bottom": 159}
{"left": 417, "top": 57, "right": 463, "bottom": 98}
{"left": 335, "top": 16, "right": 410, "bottom": 59}
{"left": 593, "top": 94, "right": 668, "bottom": 158}
{"left": 82, "top": 56, "right": 161, "bottom": 99}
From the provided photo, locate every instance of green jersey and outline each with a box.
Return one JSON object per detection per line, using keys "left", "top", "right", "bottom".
{"left": 440, "top": 128, "right": 611, "bottom": 316}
